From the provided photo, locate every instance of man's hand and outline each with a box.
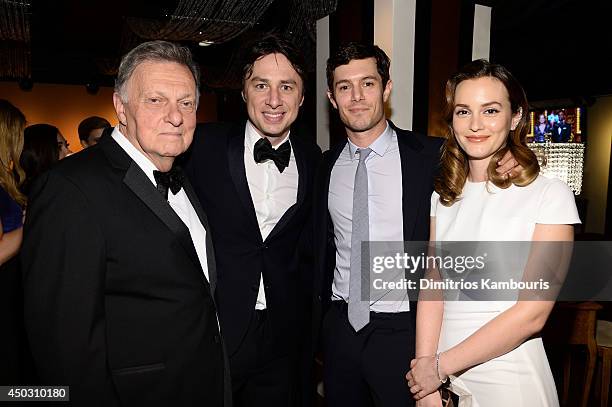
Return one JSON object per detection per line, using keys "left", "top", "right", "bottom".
{"left": 496, "top": 150, "right": 523, "bottom": 178}
{"left": 406, "top": 356, "right": 443, "bottom": 400}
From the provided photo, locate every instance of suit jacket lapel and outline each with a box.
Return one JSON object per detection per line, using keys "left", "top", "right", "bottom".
{"left": 100, "top": 136, "right": 210, "bottom": 289}
{"left": 317, "top": 139, "right": 347, "bottom": 301}
{"left": 322, "top": 139, "right": 347, "bottom": 214}
{"left": 183, "top": 180, "right": 218, "bottom": 294}
{"left": 325, "top": 138, "right": 347, "bottom": 189}
{"left": 227, "top": 125, "right": 262, "bottom": 241}
{"left": 123, "top": 164, "right": 209, "bottom": 286}
{"left": 321, "top": 140, "right": 346, "bottom": 239}
{"left": 395, "top": 126, "right": 427, "bottom": 241}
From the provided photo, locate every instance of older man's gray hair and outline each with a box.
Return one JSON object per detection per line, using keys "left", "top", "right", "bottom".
{"left": 115, "top": 40, "right": 201, "bottom": 105}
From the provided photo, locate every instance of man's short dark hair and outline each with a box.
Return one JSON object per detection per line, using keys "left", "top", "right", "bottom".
{"left": 326, "top": 43, "right": 391, "bottom": 91}
{"left": 78, "top": 116, "right": 111, "bottom": 142}
{"left": 241, "top": 34, "right": 307, "bottom": 91}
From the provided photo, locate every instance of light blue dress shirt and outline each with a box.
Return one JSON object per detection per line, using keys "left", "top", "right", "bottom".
{"left": 328, "top": 123, "right": 410, "bottom": 313}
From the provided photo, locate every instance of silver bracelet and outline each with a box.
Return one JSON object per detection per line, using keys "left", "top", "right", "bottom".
{"left": 436, "top": 352, "right": 447, "bottom": 384}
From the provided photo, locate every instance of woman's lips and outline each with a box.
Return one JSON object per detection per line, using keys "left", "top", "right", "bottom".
{"left": 465, "top": 135, "right": 490, "bottom": 142}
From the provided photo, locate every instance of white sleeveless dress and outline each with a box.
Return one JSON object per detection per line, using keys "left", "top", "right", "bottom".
{"left": 431, "top": 175, "right": 580, "bottom": 407}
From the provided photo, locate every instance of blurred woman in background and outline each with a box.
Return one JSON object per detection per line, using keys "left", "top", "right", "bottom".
{"left": 20, "top": 123, "right": 72, "bottom": 196}
{"left": 0, "top": 99, "right": 28, "bottom": 383}
{"left": 0, "top": 99, "right": 26, "bottom": 264}
{"left": 533, "top": 113, "right": 552, "bottom": 143}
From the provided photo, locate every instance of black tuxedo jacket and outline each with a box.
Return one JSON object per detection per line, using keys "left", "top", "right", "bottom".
{"left": 21, "top": 135, "right": 227, "bottom": 406}
{"left": 312, "top": 123, "right": 443, "bottom": 342}
{"left": 184, "top": 122, "right": 322, "bottom": 358}
{"left": 552, "top": 121, "right": 571, "bottom": 143}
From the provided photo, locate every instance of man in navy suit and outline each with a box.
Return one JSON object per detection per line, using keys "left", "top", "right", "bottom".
{"left": 184, "top": 35, "right": 321, "bottom": 407}
{"left": 313, "top": 43, "right": 441, "bottom": 407}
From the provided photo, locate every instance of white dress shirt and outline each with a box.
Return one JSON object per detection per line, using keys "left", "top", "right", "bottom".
{"left": 328, "top": 123, "right": 410, "bottom": 313}
{"left": 111, "top": 128, "right": 210, "bottom": 281}
{"left": 243, "top": 120, "right": 299, "bottom": 310}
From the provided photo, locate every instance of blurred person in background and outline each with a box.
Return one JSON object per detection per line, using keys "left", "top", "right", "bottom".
{"left": 533, "top": 113, "right": 552, "bottom": 143}
{"left": 20, "top": 123, "right": 72, "bottom": 195}
{"left": 552, "top": 110, "right": 571, "bottom": 143}
{"left": 0, "top": 99, "right": 28, "bottom": 384}
{"left": 547, "top": 110, "right": 559, "bottom": 126}
{"left": 78, "top": 116, "right": 111, "bottom": 148}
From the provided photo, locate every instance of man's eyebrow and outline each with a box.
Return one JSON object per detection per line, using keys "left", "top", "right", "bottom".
{"left": 143, "top": 91, "right": 194, "bottom": 100}
{"left": 334, "top": 76, "right": 378, "bottom": 86}
{"left": 249, "top": 77, "right": 298, "bottom": 86}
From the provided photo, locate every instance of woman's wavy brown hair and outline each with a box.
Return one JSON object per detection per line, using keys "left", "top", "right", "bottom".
{"left": 435, "top": 59, "right": 539, "bottom": 206}
{"left": 0, "top": 99, "right": 26, "bottom": 207}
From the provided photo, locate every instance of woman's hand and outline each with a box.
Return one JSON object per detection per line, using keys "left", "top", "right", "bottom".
{"left": 406, "top": 355, "right": 445, "bottom": 399}
{"left": 416, "top": 391, "right": 443, "bottom": 407}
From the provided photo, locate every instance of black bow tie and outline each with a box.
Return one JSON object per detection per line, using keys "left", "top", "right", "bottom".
{"left": 153, "top": 167, "right": 185, "bottom": 200}
{"left": 253, "top": 137, "right": 291, "bottom": 173}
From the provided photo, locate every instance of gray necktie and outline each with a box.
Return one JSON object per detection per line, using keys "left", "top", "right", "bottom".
{"left": 348, "top": 147, "right": 372, "bottom": 331}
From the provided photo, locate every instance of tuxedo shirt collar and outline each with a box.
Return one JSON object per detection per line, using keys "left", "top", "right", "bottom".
{"left": 347, "top": 121, "right": 392, "bottom": 161}
{"left": 111, "top": 127, "right": 161, "bottom": 188}
{"left": 244, "top": 120, "right": 291, "bottom": 154}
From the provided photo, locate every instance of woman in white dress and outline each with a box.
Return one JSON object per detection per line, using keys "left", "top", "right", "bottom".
{"left": 405, "top": 60, "right": 579, "bottom": 406}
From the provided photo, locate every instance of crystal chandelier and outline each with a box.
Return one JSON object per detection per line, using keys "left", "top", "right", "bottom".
{"left": 126, "top": 0, "right": 275, "bottom": 44}
{"left": 528, "top": 142, "right": 585, "bottom": 195}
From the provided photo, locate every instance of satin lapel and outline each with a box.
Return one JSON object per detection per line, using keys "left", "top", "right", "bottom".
{"left": 123, "top": 162, "right": 209, "bottom": 288}
{"left": 227, "top": 130, "right": 262, "bottom": 240}
{"left": 265, "top": 134, "right": 307, "bottom": 242}
{"left": 324, "top": 139, "right": 347, "bottom": 210}
{"left": 397, "top": 130, "right": 426, "bottom": 241}
{"left": 327, "top": 139, "right": 347, "bottom": 190}
{"left": 318, "top": 140, "right": 347, "bottom": 300}
{"left": 183, "top": 180, "right": 217, "bottom": 294}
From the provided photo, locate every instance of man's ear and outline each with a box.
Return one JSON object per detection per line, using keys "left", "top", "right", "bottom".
{"left": 113, "top": 92, "right": 128, "bottom": 126}
{"left": 241, "top": 90, "right": 246, "bottom": 103}
{"left": 511, "top": 107, "right": 523, "bottom": 131}
{"left": 327, "top": 90, "right": 338, "bottom": 110}
{"left": 80, "top": 140, "right": 88, "bottom": 149}
{"left": 383, "top": 79, "right": 393, "bottom": 103}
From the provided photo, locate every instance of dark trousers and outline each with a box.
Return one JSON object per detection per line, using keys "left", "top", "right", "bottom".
{"left": 322, "top": 301, "right": 416, "bottom": 407}
{"left": 230, "top": 310, "right": 298, "bottom": 407}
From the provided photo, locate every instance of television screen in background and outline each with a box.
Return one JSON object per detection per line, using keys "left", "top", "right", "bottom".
{"left": 526, "top": 107, "right": 585, "bottom": 195}
{"left": 527, "top": 107, "right": 584, "bottom": 144}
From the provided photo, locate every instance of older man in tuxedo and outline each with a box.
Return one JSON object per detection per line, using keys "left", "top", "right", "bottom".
{"left": 22, "top": 41, "right": 227, "bottom": 406}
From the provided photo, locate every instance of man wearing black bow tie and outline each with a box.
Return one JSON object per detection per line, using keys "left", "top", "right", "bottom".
{"left": 22, "top": 41, "right": 228, "bottom": 406}
{"left": 184, "top": 34, "right": 321, "bottom": 407}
